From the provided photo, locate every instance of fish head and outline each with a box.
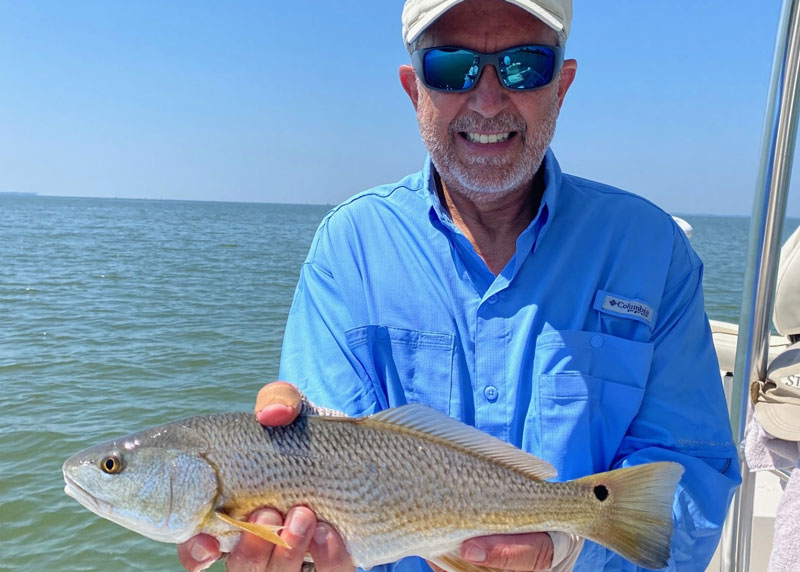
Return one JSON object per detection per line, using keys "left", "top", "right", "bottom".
{"left": 63, "top": 423, "right": 219, "bottom": 544}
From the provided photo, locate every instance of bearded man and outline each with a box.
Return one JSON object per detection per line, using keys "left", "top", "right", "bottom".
{"left": 180, "top": 1, "right": 740, "bottom": 571}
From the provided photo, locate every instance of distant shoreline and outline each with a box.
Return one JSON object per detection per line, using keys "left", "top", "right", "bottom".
{"left": 0, "top": 192, "right": 333, "bottom": 208}
{"left": 0, "top": 192, "right": 784, "bottom": 218}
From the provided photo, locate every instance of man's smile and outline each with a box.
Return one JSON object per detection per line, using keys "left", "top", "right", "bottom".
{"left": 462, "top": 131, "right": 515, "bottom": 144}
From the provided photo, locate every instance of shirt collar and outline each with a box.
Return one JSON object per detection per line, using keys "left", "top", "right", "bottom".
{"left": 422, "top": 158, "right": 455, "bottom": 231}
{"left": 533, "top": 148, "right": 562, "bottom": 249}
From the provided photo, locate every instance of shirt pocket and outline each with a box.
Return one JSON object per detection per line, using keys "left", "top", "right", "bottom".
{"left": 529, "top": 329, "right": 654, "bottom": 478}
{"left": 345, "top": 325, "right": 455, "bottom": 414}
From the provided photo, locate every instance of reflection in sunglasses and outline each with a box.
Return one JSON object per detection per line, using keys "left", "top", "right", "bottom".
{"left": 412, "top": 44, "right": 562, "bottom": 93}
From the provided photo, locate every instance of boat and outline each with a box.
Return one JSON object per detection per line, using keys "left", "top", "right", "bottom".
{"left": 700, "top": 0, "right": 800, "bottom": 569}
{"left": 704, "top": 226, "right": 799, "bottom": 571}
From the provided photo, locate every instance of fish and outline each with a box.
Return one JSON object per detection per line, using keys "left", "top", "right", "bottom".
{"left": 63, "top": 404, "right": 684, "bottom": 570}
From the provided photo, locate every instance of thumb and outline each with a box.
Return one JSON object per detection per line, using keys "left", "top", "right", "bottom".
{"left": 255, "top": 381, "right": 303, "bottom": 426}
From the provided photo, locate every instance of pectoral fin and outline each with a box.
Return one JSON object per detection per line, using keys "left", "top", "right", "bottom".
{"left": 429, "top": 552, "right": 504, "bottom": 572}
{"left": 215, "top": 512, "right": 291, "bottom": 548}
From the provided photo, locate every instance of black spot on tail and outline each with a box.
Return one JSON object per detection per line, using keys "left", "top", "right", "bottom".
{"left": 594, "top": 484, "right": 609, "bottom": 501}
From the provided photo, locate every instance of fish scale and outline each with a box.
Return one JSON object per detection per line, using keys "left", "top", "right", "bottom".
{"left": 63, "top": 404, "right": 684, "bottom": 570}
{"left": 204, "top": 414, "right": 549, "bottom": 561}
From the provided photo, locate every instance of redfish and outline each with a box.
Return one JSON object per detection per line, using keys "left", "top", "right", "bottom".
{"left": 63, "top": 404, "right": 683, "bottom": 569}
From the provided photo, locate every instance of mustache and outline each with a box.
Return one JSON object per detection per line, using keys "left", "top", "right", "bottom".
{"left": 449, "top": 113, "right": 525, "bottom": 134}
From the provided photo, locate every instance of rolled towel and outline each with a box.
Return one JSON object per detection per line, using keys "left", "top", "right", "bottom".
{"left": 769, "top": 467, "right": 800, "bottom": 572}
{"left": 744, "top": 418, "right": 799, "bottom": 471}
{"left": 744, "top": 417, "right": 800, "bottom": 572}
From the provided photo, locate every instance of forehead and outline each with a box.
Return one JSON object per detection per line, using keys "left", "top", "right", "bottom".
{"left": 423, "top": 0, "right": 558, "bottom": 51}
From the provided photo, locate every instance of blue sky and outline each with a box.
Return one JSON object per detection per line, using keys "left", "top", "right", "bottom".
{"left": 0, "top": 1, "right": 795, "bottom": 216}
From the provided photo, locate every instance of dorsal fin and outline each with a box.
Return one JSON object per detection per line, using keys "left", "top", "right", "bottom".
{"left": 364, "top": 404, "right": 557, "bottom": 481}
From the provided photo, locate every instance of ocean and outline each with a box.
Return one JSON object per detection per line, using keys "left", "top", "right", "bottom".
{"left": 0, "top": 195, "right": 796, "bottom": 571}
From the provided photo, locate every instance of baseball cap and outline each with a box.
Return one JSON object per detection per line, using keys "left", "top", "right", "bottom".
{"left": 402, "top": 0, "right": 573, "bottom": 45}
{"left": 752, "top": 341, "right": 800, "bottom": 441}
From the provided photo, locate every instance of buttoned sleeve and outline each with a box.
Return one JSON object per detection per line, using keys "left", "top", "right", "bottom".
{"left": 604, "top": 226, "right": 741, "bottom": 571}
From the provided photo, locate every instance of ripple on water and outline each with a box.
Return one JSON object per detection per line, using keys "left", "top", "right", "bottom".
{"left": 1, "top": 198, "right": 328, "bottom": 571}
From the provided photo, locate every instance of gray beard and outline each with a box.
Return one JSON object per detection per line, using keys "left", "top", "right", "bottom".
{"left": 418, "top": 98, "right": 558, "bottom": 202}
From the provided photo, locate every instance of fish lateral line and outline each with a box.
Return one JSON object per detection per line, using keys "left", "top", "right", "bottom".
{"left": 318, "top": 405, "right": 557, "bottom": 482}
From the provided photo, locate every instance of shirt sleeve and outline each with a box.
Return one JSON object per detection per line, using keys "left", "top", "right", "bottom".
{"left": 605, "top": 227, "right": 741, "bottom": 571}
{"left": 279, "top": 248, "right": 380, "bottom": 417}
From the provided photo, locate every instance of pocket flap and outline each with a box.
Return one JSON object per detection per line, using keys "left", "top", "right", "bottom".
{"left": 534, "top": 329, "right": 653, "bottom": 388}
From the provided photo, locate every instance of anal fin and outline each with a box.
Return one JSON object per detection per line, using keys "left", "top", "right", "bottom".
{"left": 430, "top": 552, "right": 504, "bottom": 572}
{"left": 215, "top": 511, "right": 291, "bottom": 548}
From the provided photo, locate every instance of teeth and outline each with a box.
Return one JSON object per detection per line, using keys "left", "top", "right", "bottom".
{"left": 465, "top": 132, "right": 511, "bottom": 144}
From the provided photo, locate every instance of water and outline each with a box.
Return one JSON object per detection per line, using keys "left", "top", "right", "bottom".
{"left": 0, "top": 196, "right": 330, "bottom": 571}
{"left": 0, "top": 196, "right": 796, "bottom": 571}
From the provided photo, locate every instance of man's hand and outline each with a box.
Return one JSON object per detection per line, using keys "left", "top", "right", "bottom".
{"left": 177, "top": 382, "right": 354, "bottom": 572}
{"left": 461, "top": 532, "right": 554, "bottom": 571}
{"left": 428, "top": 532, "right": 554, "bottom": 572}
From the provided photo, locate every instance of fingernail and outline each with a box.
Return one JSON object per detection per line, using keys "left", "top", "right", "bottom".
{"left": 313, "top": 523, "right": 329, "bottom": 545}
{"left": 267, "top": 384, "right": 300, "bottom": 407}
{"left": 268, "top": 396, "right": 294, "bottom": 407}
{"left": 465, "top": 545, "right": 487, "bottom": 563}
{"left": 190, "top": 543, "right": 213, "bottom": 562}
{"left": 289, "top": 510, "right": 313, "bottom": 536}
{"left": 254, "top": 509, "right": 282, "bottom": 526}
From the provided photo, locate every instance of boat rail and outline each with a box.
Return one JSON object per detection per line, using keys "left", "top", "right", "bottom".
{"left": 773, "top": 469, "right": 791, "bottom": 483}
{"left": 719, "top": 0, "right": 800, "bottom": 570}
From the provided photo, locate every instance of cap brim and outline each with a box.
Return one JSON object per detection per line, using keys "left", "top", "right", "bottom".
{"left": 404, "top": 0, "right": 566, "bottom": 45}
{"left": 755, "top": 401, "right": 800, "bottom": 441}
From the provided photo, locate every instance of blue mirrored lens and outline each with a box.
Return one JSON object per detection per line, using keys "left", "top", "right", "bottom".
{"left": 423, "top": 48, "right": 480, "bottom": 91}
{"left": 498, "top": 46, "right": 556, "bottom": 90}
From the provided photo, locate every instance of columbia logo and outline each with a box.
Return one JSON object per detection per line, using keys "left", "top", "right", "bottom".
{"left": 599, "top": 293, "right": 654, "bottom": 324}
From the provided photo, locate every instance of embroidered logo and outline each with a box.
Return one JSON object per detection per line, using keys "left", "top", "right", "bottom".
{"left": 594, "top": 290, "right": 655, "bottom": 326}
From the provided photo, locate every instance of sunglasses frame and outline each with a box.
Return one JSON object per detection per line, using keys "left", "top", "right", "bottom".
{"left": 411, "top": 44, "right": 564, "bottom": 93}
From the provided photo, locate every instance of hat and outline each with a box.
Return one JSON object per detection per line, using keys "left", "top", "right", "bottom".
{"left": 753, "top": 342, "right": 800, "bottom": 441}
{"left": 402, "top": 0, "right": 573, "bottom": 45}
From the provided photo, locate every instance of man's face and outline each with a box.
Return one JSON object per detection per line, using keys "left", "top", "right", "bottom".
{"left": 400, "top": 0, "right": 576, "bottom": 201}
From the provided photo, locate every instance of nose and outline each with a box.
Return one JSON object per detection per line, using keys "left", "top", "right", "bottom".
{"left": 467, "top": 65, "right": 509, "bottom": 118}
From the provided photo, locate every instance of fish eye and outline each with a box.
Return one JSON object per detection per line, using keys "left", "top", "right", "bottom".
{"left": 100, "top": 455, "right": 123, "bottom": 474}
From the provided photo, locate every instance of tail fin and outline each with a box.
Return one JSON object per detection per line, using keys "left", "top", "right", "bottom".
{"left": 574, "top": 462, "right": 684, "bottom": 569}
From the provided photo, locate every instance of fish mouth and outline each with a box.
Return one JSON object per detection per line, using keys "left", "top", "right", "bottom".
{"left": 63, "top": 472, "right": 112, "bottom": 515}
{"left": 62, "top": 471, "right": 179, "bottom": 543}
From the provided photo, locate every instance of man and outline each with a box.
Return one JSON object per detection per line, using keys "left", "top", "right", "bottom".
{"left": 180, "top": 1, "right": 740, "bottom": 570}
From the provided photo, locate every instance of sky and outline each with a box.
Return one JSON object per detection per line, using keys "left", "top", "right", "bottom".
{"left": 0, "top": 1, "right": 797, "bottom": 216}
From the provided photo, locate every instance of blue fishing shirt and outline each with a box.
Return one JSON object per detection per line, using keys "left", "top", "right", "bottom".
{"left": 279, "top": 150, "right": 740, "bottom": 571}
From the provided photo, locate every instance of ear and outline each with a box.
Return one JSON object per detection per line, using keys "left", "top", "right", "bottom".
{"left": 556, "top": 59, "right": 577, "bottom": 109}
{"left": 399, "top": 64, "right": 420, "bottom": 110}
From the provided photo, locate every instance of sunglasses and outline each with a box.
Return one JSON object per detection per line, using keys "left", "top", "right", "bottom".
{"left": 411, "top": 44, "right": 563, "bottom": 93}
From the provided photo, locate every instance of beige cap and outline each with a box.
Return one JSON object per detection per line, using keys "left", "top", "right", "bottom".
{"left": 753, "top": 342, "right": 800, "bottom": 441}
{"left": 402, "top": 0, "right": 573, "bottom": 45}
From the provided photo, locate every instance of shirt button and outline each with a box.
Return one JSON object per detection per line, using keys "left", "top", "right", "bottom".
{"left": 484, "top": 385, "right": 499, "bottom": 402}
{"left": 591, "top": 334, "right": 603, "bottom": 348}
{"left": 376, "top": 327, "right": 389, "bottom": 339}
{"left": 488, "top": 295, "right": 498, "bottom": 304}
